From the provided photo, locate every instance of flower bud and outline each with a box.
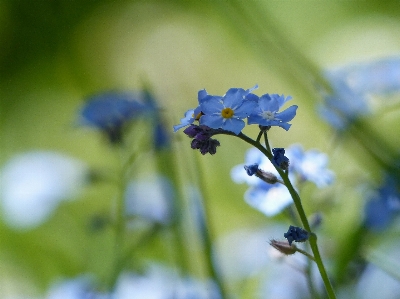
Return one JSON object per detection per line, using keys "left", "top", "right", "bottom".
{"left": 269, "top": 239, "right": 297, "bottom": 255}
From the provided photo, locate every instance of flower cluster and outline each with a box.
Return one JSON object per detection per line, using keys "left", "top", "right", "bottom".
{"left": 174, "top": 86, "right": 297, "bottom": 154}
{"left": 231, "top": 145, "right": 334, "bottom": 217}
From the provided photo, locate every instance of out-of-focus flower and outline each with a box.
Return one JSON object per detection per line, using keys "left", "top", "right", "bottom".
{"left": 231, "top": 148, "right": 292, "bottom": 216}
{"left": 199, "top": 87, "right": 258, "bottom": 134}
{"left": 286, "top": 144, "right": 334, "bottom": 188}
{"left": 46, "top": 276, "right": 95, "bottom": 299}
{"left": 356, "top": 263, "right": 400, "bottom": 299}
{"left": 231, "top": 145, "right": 334, "bottom": 217}
{"left": 125, "top": 175, "right": 173, "bottom": 225}
{"left": 45, "top": 265, "right": 220, "bottom": 299}
{"left": 79, "top": 91, "right": 154, "bottom": 143}
{"left": 319, "top": 57, "right": 400, "bottom": 130}
{"left": 0, "top": 151, "right": 88, "bottom": 230}
{"left": 364, "top": 175, "right": 400, "bottom": 231}
{"left": 248, "top": 94, "right": 297, "bottom": 130}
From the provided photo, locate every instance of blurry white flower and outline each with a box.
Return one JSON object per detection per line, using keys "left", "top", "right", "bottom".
{"left": 0, "top": 151, "right": 88, "bottom": 230}
{"left": 125, "top": 175, "right": 173, "bottom": 224}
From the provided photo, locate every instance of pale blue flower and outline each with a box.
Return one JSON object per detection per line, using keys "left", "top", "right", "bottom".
{"left": 248, "top": 94, "right": 298, "bottom": 130}
{"left": 319, "top": 57, "right": 400, "bottom": 130}
{"left": 286, "top": 144, "right": 334, "bottom": 188}
{"left": 199, "top": 87, "right": 258, "bottom": 134}
{"left": 0, "top": 151, "right": 88, "bottom": 230}
{"left": 173, "top": 89, "right": 209, "bottom": 132}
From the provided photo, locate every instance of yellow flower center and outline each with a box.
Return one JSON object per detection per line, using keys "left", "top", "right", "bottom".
{"left": 221, "top": 107, "right": 234, "bottom": 119}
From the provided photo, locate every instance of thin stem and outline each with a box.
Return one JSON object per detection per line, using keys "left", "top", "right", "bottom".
{"left": 235, "top": 131, "right": 336, "bottom": 299}
{"left": 295, "top": 247, "right": 316, "bottom": 262}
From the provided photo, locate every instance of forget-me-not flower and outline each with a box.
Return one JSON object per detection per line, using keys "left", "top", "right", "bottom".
{"left": 231, "top": 148, "right": 292, "bottom": 216}
{"left": 199, "top": 87, "right": 258, "bottom": 135}
{"left": 286, "top": 144, "right": 334, "bottom": 188}
{"left": 248, "top": 94, "right": 298, "bottom": 130}
{"left": 231, "top": 145, "right": 334, "bottom": 217}
{"left": 79, "top": 91, "right": 154, "bottom": 143}
{"left": 173, "top": 89, "right": 209, "bottom": 132}
{"left": 0, "top": 151, "right": 88, "bottom": 230}
{"left": 319, "top": 57, "right": 400, "bottom": 130}
{"left": 364, "top": 175, "right": 400, "bottom": 231}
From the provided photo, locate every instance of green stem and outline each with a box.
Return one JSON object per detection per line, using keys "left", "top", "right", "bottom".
{"left": 194, "top": 154, "right": 229, "bottom": 299}
{"left": 236, "top": 132, "right": 336, "bottom": 299}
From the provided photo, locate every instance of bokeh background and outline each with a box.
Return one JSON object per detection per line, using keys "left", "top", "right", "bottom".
{"left": 1, "top": 0, "right": 400, "bottom": 298}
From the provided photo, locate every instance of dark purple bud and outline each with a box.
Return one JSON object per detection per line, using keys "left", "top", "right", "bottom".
{"left": 284, "top": 225, "right": 309, "bottom": 246}
{"left": 272, "top": 148, "right": 290, "bottom": 171}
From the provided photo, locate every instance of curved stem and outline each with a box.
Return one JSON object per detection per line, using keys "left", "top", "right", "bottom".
{"left": 236, "top": 132, "right": 336, "bottom": 299}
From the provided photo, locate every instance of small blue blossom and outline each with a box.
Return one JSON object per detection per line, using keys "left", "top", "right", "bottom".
{"left": 79, "top": 91, "right": 153, "bottom": 143}
{"left": 284, "top": 225, "right": 309, "bottom": 246}
{"left": 247, "top": 94, "right": 298, "bottom": 130}
{"left": 272, "top": 148, "right": 289, "bottom": 171}
{"left": 173, "top": 89, "right": 209, "bottom": 132}
{"left": 319, "top": 57, "right": 400, "bottom": 130}
{"left": 286, "top": 144, "right": 334, "bottom": 188}
{"left": 232, "top": 145, "right": 335, "bottom": 217}
{"left": 199, "top": 87, "right": 258, "bottom": 135}
{"left": 364, "top": 175, "right": 400, "bottom": 231}
{"left": 231, "top": 148, "right": 293, "bottom": 216}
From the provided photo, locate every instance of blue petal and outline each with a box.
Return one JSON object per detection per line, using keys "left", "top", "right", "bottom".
{"left": 259, "top": 94, "right": 279, "bottom": 112}
{"left": 234, "top": 100, "right": 258, "bottom": 118}
{"left": 223, "top": 88, "right": 247, "bottom": 108}
{"left": 199, "top": 114, "right": 223, "bottom": 129}
{"left": 244, "top": 185, "right": 292, "bottom": 216}
{"left": 173, "top": 109, "right": 195, "bottom": 132}
{"left": 222, "top": 118, "right": 245, "bottom": 134}
{"left": 275, "top": 105, "right": 298, "bottom": 122}
{"left": 200, "top": 96, "right": 224, "bottom": 114}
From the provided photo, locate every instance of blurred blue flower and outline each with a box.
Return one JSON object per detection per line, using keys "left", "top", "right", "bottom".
{"left": 231, "top": 148, "right": 292, "bottom": 216}
{"left": 319, "top": 57, "right": 400, "bottom": 130}
{"left": 46, "top": 265, "right": 220, "bottom": 299}
{"left": 0, "top": 151, "right": 88, "bottom": 230}
{"left": 199, "top": 87, "right": 258, "bottom": 134}
{"left": 125, "top": 175, "right": 173, "bottom": 225}
{"left": 286, "top": 144, "right": 334, "bottom": 188}
{"left": 231, "top": 145, "right": 334, "bottom": 216}
{"left": 79, "top": 91, "right": 154, "bottom": 143}
{"left": 364, "top": 175, "right": 400, "bottom": 231}
{"left": 248, "top": 94, "right": 298, "bottom": 130}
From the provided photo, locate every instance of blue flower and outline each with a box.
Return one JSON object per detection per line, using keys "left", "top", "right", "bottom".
{"left": 79, "top": 91, "right": 153, "bottom": 143}
{"left": 286, "top": 144, "right": 334, "bottom": 188}
{"left": 247, "top": 94, "right": 298, "bottom": 130}
{"left": 199, "top": 87, "right": 258, "bottom": 135}
{"left": 231, "top": 148, "right": 292, "bottom": 216}
{"left": 231, "top": 145, "right": 335, "bottom": 217}
{"left": 364, "top": 175, "right": 400, "bottom": 231}
{"left": 318, "top": 58, "right": 400, "bottom": 130}
{"left": 173, "top": 89, "right": 209, "bottom": 132}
